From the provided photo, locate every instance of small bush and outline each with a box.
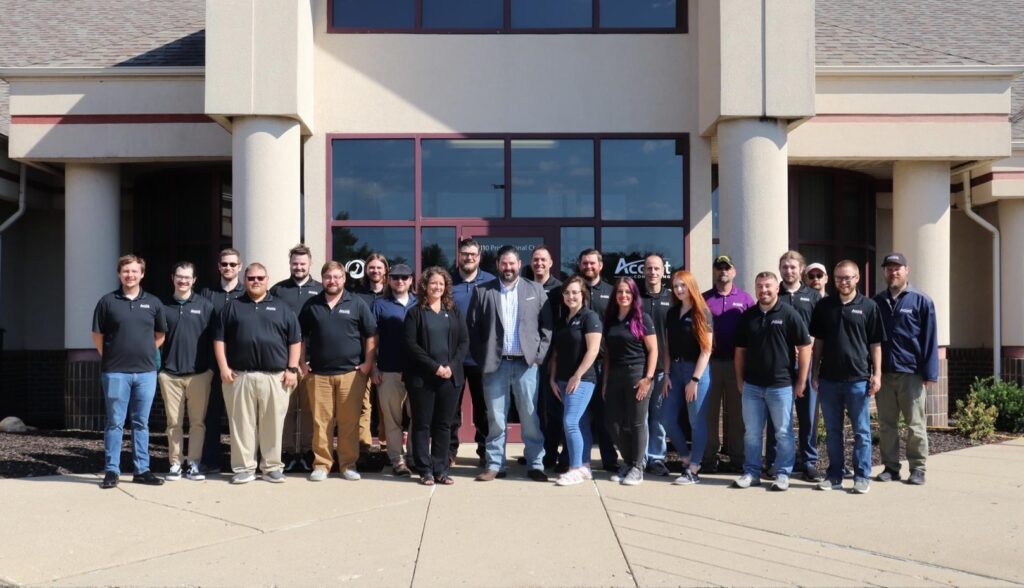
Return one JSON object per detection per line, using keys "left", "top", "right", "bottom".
{"left": 970, "top": 377, "right": 1024, "bottom": 433}
{"left": 954, "top": 397, "right": 997, "bottom": 442}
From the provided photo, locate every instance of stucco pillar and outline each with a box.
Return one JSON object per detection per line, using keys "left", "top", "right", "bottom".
{"left": 893, "top": 160, "right": 951, "bottom": 425}
{"left": 717, "top": 118, "right": 790, "bottom": 290}
{"left": 64, "top": 163, "right": 120, "bottom": 349}
{"left": 998, "top": 199, "right": 1024, "bottom": 386}
{"left": 232, "top": 116, "right": 302, "bottom": 281}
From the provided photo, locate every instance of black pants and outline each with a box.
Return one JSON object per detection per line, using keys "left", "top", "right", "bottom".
{"left": 200, "top": 375, "right": 225, "bottom": 470}
{"left": 449, "top": 364, "right": 488, "bottom": 460}
{"left": 590, "top": 363, "right": 620, "bottom": 468}
{"left": 541, "top": 360, "right": 568, "bottom": 468}
{"left": 604, "top": 364, "right": 651, "bottom": 468}
{"left": 411, "top": 376, "right": 460, "bottom": 478}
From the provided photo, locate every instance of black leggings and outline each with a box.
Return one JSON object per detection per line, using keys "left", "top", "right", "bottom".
{"left": 409, "top": 377, "right": 460, "bottom": 478}
{"left": 604, "top": 365, "right": 651, "bottom": 468}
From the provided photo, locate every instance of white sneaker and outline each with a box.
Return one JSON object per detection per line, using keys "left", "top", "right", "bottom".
{"left": 309, "top": 468, "right": 328, "bottom": 482}
{"left": 165, "top": 463, "right": 182, "bottom": 481}
{"left": 340, "top": 468, "right": 361, "bottom": 481}
{"left": 231, "top": 471, "right": 255, "bottom": 484}
{"left": 555, "top": 469, "right": 585, "bottom": 486}
{"left": 185, "top": 463, "right": 205, "bottom": 481}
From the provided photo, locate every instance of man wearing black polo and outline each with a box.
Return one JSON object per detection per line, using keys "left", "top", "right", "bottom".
{"left": 532, "top": 245, "right": 568, "bottom": 472}
{"left": 270, "top": 244, "right": 323, "bottom": 472}
{"left": 354, "top": 253, "right": 389, "bottom": 453}
{"left": 92, "top": 254, "right": 168, "bottom": 489}
{"left": 576, "top": 248, "right": 617, "bottom": 471}
{"left": 299, "top": 260, "right": 378, "bottom": 481}
{"left": 732, "top": 272, "right": 811, "bottom": 492}
{"left": 640, "top": 253, "right": 672, "bottom": 476}
{"left": 811, "top": 260, "right": 885, "bottom": 494}
{"left": 214, "top": 263, "right": 302, "bottom": 484}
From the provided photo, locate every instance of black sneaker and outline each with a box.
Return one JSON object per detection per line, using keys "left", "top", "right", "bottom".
{"left": 517, "top": 456, "right": 528, "bottom": 465}
{"left": 802, "top": 466, "right": 825, "bottom": 483}
{"left": 876, "top": 468, "right": 902, "bottom": 482}
{"left": 527, "top": 469, "right": 549, "bottom": 482}
{"left": 282, "top": 452, "right": 299, "bottom": 473}
{"left": 100, "top": 471, "right": 119, "bottom": 489}
{"left": 908, "top": 469, "right": 926, "bottom": 485}
{"left": 132, "top": 471, "right": 165, "bottom": 486}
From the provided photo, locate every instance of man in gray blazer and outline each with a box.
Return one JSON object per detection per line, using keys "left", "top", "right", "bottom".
{"left": 470, "top": 245, "right": 553, "bottom": 481}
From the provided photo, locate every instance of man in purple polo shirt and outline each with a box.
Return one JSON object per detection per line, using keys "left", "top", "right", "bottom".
{"left": 702, "top": 255, "right": 755, "bottom": 472}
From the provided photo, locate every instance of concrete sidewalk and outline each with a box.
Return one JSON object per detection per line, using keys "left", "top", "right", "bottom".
{"left": 1, "top": 439, "right": 1022, "bottom": 587}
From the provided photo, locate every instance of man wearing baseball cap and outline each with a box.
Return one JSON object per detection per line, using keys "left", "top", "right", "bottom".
{"left": 804, "top": 263, "right": 829, "bottom": 298}
{"left": 873, "top": 252, "right": 937, "bottom": 486}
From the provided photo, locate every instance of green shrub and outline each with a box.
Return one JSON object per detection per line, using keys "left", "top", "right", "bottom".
{"left": 954, "top": 396, "right": 997, "bottom": 442}
{"left": 970, "top": 377, "right": 1024, "bottom": 433}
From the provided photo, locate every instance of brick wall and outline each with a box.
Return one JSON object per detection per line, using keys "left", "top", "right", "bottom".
{"left": 0, "top": 350, "right": 66, "bottom": 428}
{"left": 65, "top": 358, "right": 170, "bottom": 431}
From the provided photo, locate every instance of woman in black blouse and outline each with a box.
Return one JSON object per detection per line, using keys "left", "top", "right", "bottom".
{"left": 603, "top": 277, "right": 658, "bottom": 486}
{"left": 403, "top": 267, "right": 468, "bottom": 485}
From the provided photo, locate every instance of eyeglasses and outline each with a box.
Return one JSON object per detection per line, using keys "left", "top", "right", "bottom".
{"left": 807, "top": 273, "right": 825, "bottom": 280}
{"left": 459, "top": 251, "right": 479, "bottom": 258}
{"left": 245, "top": 276, "right": 267, "bottom": 282}
{"left": 220, "top": 262, "right": 240, "bottom": 268}
{"left": 834, "top": 275, "right": 857, "bottom": 282}
{"left": 389, "top": 275, "right": 411, "bottom": 281}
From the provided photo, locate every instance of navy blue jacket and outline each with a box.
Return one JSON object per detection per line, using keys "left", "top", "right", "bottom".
{"left": 873, "top": 286, "right": 939, "bottom": 381}
{"left": 373, "top": 293, "right": 417, "bottom": 373}
{"left": 451, "top": 268, "right": 496, "bottom": 366}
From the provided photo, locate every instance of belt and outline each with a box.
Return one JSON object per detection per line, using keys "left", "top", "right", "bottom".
{"left": 500, "top": 355, "right": 525, "bottom": 361}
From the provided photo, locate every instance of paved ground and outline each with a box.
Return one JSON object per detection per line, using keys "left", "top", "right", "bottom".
{"left": 1, "top": 439, "right": 1022, "bottom": 587}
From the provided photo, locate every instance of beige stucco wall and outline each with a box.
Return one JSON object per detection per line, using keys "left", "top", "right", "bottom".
{"left": 949, "top": 205, "right": 997, "bottom": 348}
{"left": 10, "top": 122, "right": 231, "bottom": 162}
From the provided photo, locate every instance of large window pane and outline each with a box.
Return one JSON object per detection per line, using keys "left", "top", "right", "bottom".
{"left": 423, "top": 0, "right": 502, "bottom": 29}
{"left": 601, "top": 226, "right": 685, "bottom": 283}
{"left": 332, "top": 0, "right": 415, "bottom": 28}
{"left": 475, "top": 236, "right": 545, "bottom": 278}
{"left": 332, "top": 140, "right": 414, "bottom": 221}
{"left": 560, "top": 226, "right": 595, "bottom": 279}
{"left": 421, "top": 227, "right": 456, "bottom": 271}
{"left": 797, "top": 172, "right": 835, "bottom": 241}
{"left": 422, "top": 139, "right": 505, "bottom": 218}
{"left": 600, "top": 139, "right": 684, "bottom": 221}
{"left": 511, "top": 140, "right": 594, "bottom": 218}
{"left": 332, "top": 227, "right": 415, "bottom": 280}
{"left": 600, "top": 0, "right": 680, "bottom": 29}
{"left": 511, "top": 0, "right": 592, "bottom": 29}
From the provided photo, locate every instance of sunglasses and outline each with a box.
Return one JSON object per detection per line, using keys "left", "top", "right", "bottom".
{"left": 245, "top": 276, "right": 267, "bottom": 282}
{"left": 389, "top": 275, "right": 412, "bottom": 281}
{"left": 220, "top": 262, "right": 240, "bottom": 268}
{"left": 807, "top": 273, "right": 825, "bottom": 279}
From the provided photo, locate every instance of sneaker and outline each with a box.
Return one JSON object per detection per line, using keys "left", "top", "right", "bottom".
{"left": 165, "top": 463, "right": 182, "bottom": 481}
{"left": 853, "top": 478, "right": 871, "bottom": 494}
{"left": 876, "top": 468, "right": 902, "bottom": 482}
{"left": 100, "top": 471, "right": 119, "bottom": 489}
{"left": 340, "top": 468, "right": 361, "bottom": 481}
{"left": 609, "top": 464, "right": 629, "bottom": 483}
{"left": 908, "top": 469, "right": 926, "bottom": 486}
{"left": 132, "top": 471, "right": 165, "bottom": 486}
{"left": 527, "top": 469, "right": 549, "bottom": 482}
{"left": 393, "top": 463, "right": 412, "bottom": 477}
{"left": 816, "top": 479, "right": 842, "bottom": 491}
{"left": 732, "top": 473, "right": 759, "bottom": 489}
{"left": 555, "top": 469, "right": 586, "bottom": 486}
{"left": 262, "top": 470, "right": 286, "bottom": 483}
{"left": 185, "top": 463, "right": 206, "bottom": 481}
{"left": 802, "top": 466, "right": 825, "bottom": 483}
{"left": 621, "top": 467, "right": 644, "bottom": 486}
{"left": 579, "top": 467, "right": 593, "bottom": 481}
{"left": 282, "top": 452, "right": 299, "bottom": 473}
{"left": 648, "top": 460, "right": 671, "bottom": 477}
{"left": 673, "top": 470, "right": 700, "bottom": 485}
{"left": 231, "top": 471, "right": 256, "bottom": 485}
{"left": 761, "top": 467, "right": 777, "bottom": 481}
{"left": 300, "top": 451, "right": 315, "bottom": 472}
{"left": 198, "top": 463, "right": 220, "bottom": 476}
{"left": 770, "top": 475, "right": 790, "bottom": 492}
{"left": 308, "top": 468, "right": 328, "bottom": 482}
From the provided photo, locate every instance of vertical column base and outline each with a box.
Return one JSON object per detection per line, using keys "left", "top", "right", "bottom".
{"left": 925, "top": 353, "right": 949, "bottom": 427}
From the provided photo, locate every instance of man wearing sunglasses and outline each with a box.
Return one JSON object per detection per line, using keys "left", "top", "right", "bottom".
{"left": 804, "top": 263, "right": 829, "bottom": 298}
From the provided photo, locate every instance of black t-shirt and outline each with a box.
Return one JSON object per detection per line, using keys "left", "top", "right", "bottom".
{"left": 735, "top": 302, "right": 811, "bottom": 387}
{"left": 810, "top": 293, "right": 886, "bottom": 381}
{"left": 298, "top": 290, "right": 377, "bottom": 375}
{"left": 214, "top": 293, "right": 302, "bottom": 372}
{"left": 552, "top": 308, "right": 603, "bottom": 382}
{"left": 778, "top": 284, "right": 821, "bottom": 327}
{"left": 422, "top": 306, "right": 453, "bottom": 364}
{"left": 604, "top": 311, "right": 656, "bottom": 368}
{"left": 92, "top": 289, "right": 168, "bottom": 373}
{"left": 160, "top": 293, "right": 214, "bottom": 375}
{"left": 270, "top": 277, "right": 323, "bottom": 316}
{"left": 640, "top": 285, "right": 673, "bottom": 372}
{"left": 666, "top": 307, "right": 714, "bottom": 363}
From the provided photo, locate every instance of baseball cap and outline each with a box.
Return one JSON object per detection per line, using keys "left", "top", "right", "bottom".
{"left": 390, "top": 263, "right": 413, "bottom": 277}
{"left": 881, "top": 252, "right": 907, "bottom": 267}
{"left": 804, "top": 262, "right": 827, "bottom": 276}
{"left": 713, "top": 255, "right": 734, "bottom": 268}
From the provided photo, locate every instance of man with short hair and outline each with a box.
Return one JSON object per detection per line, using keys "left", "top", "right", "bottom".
{"left": 450, "top": 238, "right": 496, "bottom": 466}
{"left": 353, "top": 253, "right": 389, "bottom": 454}
{"left": 158, "top": 261, "right": 214, "bottom": 482}
{"left": 214, "top": 263, "right": 302, "bottom": 484}
{"left": 702, "top": 255, "right": 755, "bottom": 472}
{"left": 372, "top": 263, "right": 417, "bottom": 477}
{"left": 804, "top": 262, "right": 829, "bottom": 298}
{"left": 470, "top": 246, "right": 553, "bottom": 481}
{"left": 575, "top": 248, "right": 618, "bottom": 471}
{"left": 299, "top": 261, "right": 377, "bottom": 481}
{"left": 198, "top": 248, "right": 246, "bottom": 474}
{"left": 732, "top": 272, "right": 811, "bottom": 492}
{"left": 270, "top": 244, "right": 323, "bottom": 472}
{"left": 532, "top": 245, "right": 568, "bottom": 471}
{"left": 93, "top": 254, "right": 168, "bottom": 489}
{"left": 640, "top": 253, "right": 673, "bottom": 476}
{"left": 811, "top": 260, "right": 885, "bottom": 494}
{"left": 874, "top": 252, "right": 937, "bottom": 486}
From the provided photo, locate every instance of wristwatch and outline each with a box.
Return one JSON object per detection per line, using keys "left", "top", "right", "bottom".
{"left": 690, "top": 376, "right": 701, "bottom": 383}
{"left": 286, "top": 366, "right": 300, "bottom": 374}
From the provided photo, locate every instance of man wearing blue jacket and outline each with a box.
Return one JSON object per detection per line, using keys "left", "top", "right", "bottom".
{"left": 873, "top": 252, "right": 937, "bottom": 486}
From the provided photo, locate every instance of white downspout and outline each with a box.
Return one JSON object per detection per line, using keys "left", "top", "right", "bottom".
{"left": 0, "top": 163, "right": 28, "bottom": 234}
{"left": 959, "top": 171, "right": 1001, "bottom": 381}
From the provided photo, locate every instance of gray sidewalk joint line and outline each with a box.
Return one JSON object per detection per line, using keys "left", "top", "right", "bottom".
{"left": 629, "top": 561, "right": 724, "bottom": 587}
{"left": 621, "top": 541, "right": 799, "bottom": 587}
{"left": 409, "top": 483, "right": 436, "bottom": 588}
{"left": 594, "top": 481, "right": 640, "bottom": 588}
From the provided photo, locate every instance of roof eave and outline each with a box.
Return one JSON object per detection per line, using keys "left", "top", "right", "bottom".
{"left": 816, "top": 64, "right": 1024, "bottom": 78}
{"left": 0, "top": 66, "right": 205, "bottom": 81}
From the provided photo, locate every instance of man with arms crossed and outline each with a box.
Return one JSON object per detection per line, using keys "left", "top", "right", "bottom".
{"left": 532, "top": 245, "right": 568, "bottom": 471}
{"left": 575, "top": 248, "right": 618, "bottom": 471}
{"left": 640, "top": 254, "right": 673, "bottom": 476}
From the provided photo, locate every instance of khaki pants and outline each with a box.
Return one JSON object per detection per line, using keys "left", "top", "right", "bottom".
{"left": 158, "top": 370, "right": 213, "bottom": 466}
{"left": 223, "top": 371, "right": 290, "bottom": 474}
{"left": 705, "top": 359, "right": 744, "bottom": 464}
{"left": 282, "top": 373, "right": 314, "bottom": 453}
{"left": 310, "top": 370, "right": 368, "bottom": 472}
{"left": 359, "top": 381, "right": 374, "bottom": 448}
{"left": 877, "top": 372, "right": 929, "bottom": 472}
{"left": 378, "top": 372, "right": 409, "bottom": 466}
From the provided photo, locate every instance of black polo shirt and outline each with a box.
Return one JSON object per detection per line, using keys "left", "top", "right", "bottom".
{"left": 810, "top": 293, "right": 886, "bottom": 382}
{"left": 778, "top": 284, "right": 821, "bottom": 327}
{"left": 552, "top": 308, "right": 603, "bottom": 382}
{"left": 353, "top": 284, "right": 387, "bottom": 309}
{"left": 160, "top": 292, "right": 214, "bottom": 375}
{"left": 640, "top": 285, "right": 673, "bottom": 372}
{"left": 214, "top": 293, "right": 301, "bottom": 372}
{"left": 735, "top": 302, "right": 810, "bottom": 387}
{"left": 604, "top": 312, "right": 656, "bottom": 368}
{"left": 585, "top": 280, "right": 614, "bottom": 319}
{"left": 298, "top": 290, "right": 377, "bottom": 375}
{"left": 200, "top": 281, "right": 245, "bottom": 314}
{"left": 270, "top": 277, "right": 323, "bottom": 316}
{"left": 666, "top": 307, "right": 714, "bottom": 363}
{"left": 92, "top": 289, "right": 168, "bottom": 373}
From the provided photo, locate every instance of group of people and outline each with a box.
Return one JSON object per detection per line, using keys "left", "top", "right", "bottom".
{"left": 91, "top": 239, "right": 937, "bottom": 494}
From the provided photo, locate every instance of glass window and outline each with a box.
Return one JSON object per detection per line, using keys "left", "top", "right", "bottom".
{"left": 511, "top": 0, "right": 592, "bottom": 29}
{"left": 797, "top": 172, "right": 835, "bottom": 241}
{"left": 422, "top": 139, "right": 505, "bottom": 218}
{"left": 332, "top": 0, "right": 415, "bottom": 29}
{"left": 474, "top": 236, "right": 545, "bottom": 278}
{"left": 332, "top": 140, "right": 414, "bottom": 221}
{"left": 421, "top": 227, "right": 456, "bottom": 271}
{"left": 511, "top": 139, "right": 594, "bottom": 218}
{"left": 600, "top": 0, "right": 680, "bottom": 29}
{"left": 600, "top": 139, "right": 684, "bottom": 221}
{"left": 560, "top": 226, "right": 595, "bottom": 279}
{"left": 332, "top": 227, "right": 415, "bottom": 280}
{"left": 838, "top": 180, "right": 865, "bottom": 243}
{"left": 601, "top": 226, "right": 685, "bottom": 282}
{"left": 423, "top": 0, "right": 502, "bottom": 29}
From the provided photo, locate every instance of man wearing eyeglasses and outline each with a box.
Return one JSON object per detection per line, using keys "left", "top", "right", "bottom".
{"left": 214, "top": 263, "right": 302, "bottom": 484}
{"left": 197, "top": 248, "right": 246, "bottom": 474}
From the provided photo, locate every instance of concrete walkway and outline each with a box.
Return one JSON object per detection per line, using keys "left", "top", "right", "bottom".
{"left": 1, "top": 439, "right": 1022, "bottom": 587}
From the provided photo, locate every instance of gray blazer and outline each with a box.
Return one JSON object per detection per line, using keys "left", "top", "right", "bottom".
{"left": 469, "top": 278, "right": 553, "bottom": 374}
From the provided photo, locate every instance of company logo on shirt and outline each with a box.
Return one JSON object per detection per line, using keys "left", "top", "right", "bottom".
{"left": 732, "top": 302, "right": 745, "bottom": 308}
{"left": 771, "top": 319, "right": 784, "bottom": 325}
{"left": 338, "top": 309, "right": 351, "bottom": 314}
{"left": 308, "top": 291, "right": 318, "bottom": 295}
{"left": 900, "top": 308, "right": 914, "bottom": 314}
{"left": 599, "top": 294, "right": 610, "bottom": 299}
{"left": 660, "top": 301, "right": 671, "bottom": 306}
{"left": 851, "top": 309, "right": 863, "bottom": 315}
{"left": 140, "top": 304, "right": 151, "bottom": 309}
{"left": 266, "top": 306, "right": 277, "bottom": 311}
{"left": 799, "top": 297, "right": 810, "bottom": 302}
{"left": 190, "top": 309, "right": 202, "bottom": 315}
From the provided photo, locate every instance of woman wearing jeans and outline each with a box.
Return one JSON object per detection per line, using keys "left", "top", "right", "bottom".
{"left": 661, "top": 270, "right": 714, "bottom": 485}
{"left": 603, "top": 278, "right": 658, "bottom": 486}
{"left": 548, "top": 276, "right": 603, "bottom": 487}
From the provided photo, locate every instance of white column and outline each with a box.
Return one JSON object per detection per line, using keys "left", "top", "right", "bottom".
{"left": 65, "top": 163, "right": 120, "bottom": 349}
{"left": 998, "top": 198, "right": 1024, "bottom": 348}
{"left": 232, "top": 116, "right": 302, "bottom": 282}
{"left": 717, "top": 118, "right": 790, "bottom": 290}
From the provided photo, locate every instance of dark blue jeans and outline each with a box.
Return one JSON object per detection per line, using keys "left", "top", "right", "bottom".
{"left": 819, "top": 379, "right": 872, "bottom": 482}
{"left": 102, "top": 371, "right": 158, "bottom": 474}
{"left": 765, "top": 373, "right": 819, "bottom": 473}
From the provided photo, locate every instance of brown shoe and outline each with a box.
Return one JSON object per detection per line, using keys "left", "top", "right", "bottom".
{"left": 475, "top": 469, "right": 499, "bottom": 482}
